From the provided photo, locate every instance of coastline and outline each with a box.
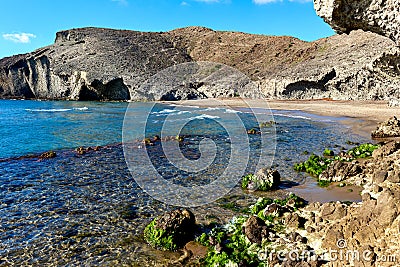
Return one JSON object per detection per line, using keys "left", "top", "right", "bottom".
{"left": 164, "top": 98, "right": 400, "bottom": 138}
{"left": 2, "top": 98, "right": 399, "bottom": 265}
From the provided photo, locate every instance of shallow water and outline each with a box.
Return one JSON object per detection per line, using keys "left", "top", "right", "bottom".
{"left": 0, "top": 100, "right": 371, "bottom": 266}
{"left": 0, "top": 100, "right": 130, "bottom": 158}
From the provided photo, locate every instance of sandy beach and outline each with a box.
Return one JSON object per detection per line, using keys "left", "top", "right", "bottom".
{"left": 165, "top": 98, "right": 400, "bottom": 138}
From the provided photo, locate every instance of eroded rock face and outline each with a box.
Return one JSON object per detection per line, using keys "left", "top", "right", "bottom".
{"left": 319, "top": 160, "right": 363, "bottom": 182}
{"left": 172, "top": 27, "right": 400, "bottom": 101}
{"left": 314, "top": 0, "right": 400, "bottom": 46}
{"left": 1, "top": 27, "right": 400, "bottom": 101}
{"left": 0, "top": 27, "right": 400, "bottom": 101}
{"left": 0, "top": 28, "right": 193, "bottom": 101}
{"left": 371, "top": 116, "right": 400, "bottom": 138}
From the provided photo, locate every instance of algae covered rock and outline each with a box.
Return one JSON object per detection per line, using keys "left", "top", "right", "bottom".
{"left": 242, "top": 168, "right": 281, "bottom": 191}
{"left": 144, "top": 209, "right": 196, "bottom": 251}
{"left": 197, "top": 194, "right": 312, "bottom": 266}
{"left": 294, "top": 154, "right": 331, "bottom": 177}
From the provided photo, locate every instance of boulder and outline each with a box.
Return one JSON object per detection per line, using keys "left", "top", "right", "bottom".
{"left": 243, "top": 216, "right": 269, "bottom": 245}
{"left": 314, "top": 0, "right": 400, "bottom": 46}
{"left": 319, "top": 160, "right": 363, "bottom": 182}
{"left": 320, "top": 202, "right": 347, "bottom": 221}
{"left": 371, "top": 116, "right": 400, "bottom": 138}
{"left": 263, "top": 203, "right": 285, "bottom": 217}
{"left": 144, "top": 209, "right": 196, "bottom": 251}
{"left": 247, "top": 168, "right": 281, "bottom": 191}
{"left": 389, "top": 98, "right": 400, "bottom": 107}
{"left": 372, "top": 141, "right": 400, "bottom": 158}
{"left": 284, "top": 213, "right": 306, "bottom": 229}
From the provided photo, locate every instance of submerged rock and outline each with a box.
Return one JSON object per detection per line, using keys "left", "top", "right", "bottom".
{"left": 144, "top": 209, "right": 196, "bottom": 251}
{"left": 76, "top": 146, "right": 88, "bottom": 155}
{"left": 371, "top": 116, "right": 400, "bottom": 138}
{"left": 39, "top": 151, "right": 57, "bottom": 159}
{"left": 247, "top": 128, "right": 259, "bottom": 135}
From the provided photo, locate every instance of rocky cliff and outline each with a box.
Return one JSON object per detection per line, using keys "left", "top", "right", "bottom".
{"left": 314, "top": 0, "right": 399, "bottom": 46}
{"left": 0, "top": 28, "right": 192, "bottom": 101}
{"left": 0, "top": 27, "right": 399, "bottom": 101}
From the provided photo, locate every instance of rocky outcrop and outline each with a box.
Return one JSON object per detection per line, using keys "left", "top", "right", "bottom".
{"left": 389, "top": 99, "right": 400, "bottom": 107}
{"left": 144, "top": 209, "right": 196, "bottom": 251}
{"left": 319, "top": 160, "right": 363, "bottom": 182}
{"left": 172, "top": 27, "right": 400, "bottom": 101}
{"left": 0, "top": 28, "right": 192, "bottom": 101}
{"left": 314, "top": 0, "right": 399, "bottom": 46}
{"left": 1, "top": 27, "right": 400, "bottom": 101}
{"left": 243, "top": 216, "right": 269, "bottom": 245}
{"left": 297, "top": 141, "right": 400, "bottom": 266}
{"left": 371, "top": 116, "right": 400, "bottom": 138}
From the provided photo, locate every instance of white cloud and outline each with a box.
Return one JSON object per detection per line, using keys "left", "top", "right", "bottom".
{"left": 2, "top": 33, "right": 36, "bottom": 43}
{"left": 181, "top": 1, "right": 190, "bottom": 5}
{"left": 111, "top": 0, "right": 128, "bottom": 6}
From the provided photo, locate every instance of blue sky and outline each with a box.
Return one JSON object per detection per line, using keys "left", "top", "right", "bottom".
{"left": 0, "top": 0, "right": 334, "bottom": 59}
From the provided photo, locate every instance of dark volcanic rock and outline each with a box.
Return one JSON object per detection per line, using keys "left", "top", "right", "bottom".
{"left": 1, "top": 27, "right": 400, "bottom": 101}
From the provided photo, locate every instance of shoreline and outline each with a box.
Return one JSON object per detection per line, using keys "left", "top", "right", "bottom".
{"left": 164, "top": 98, "right": 400, "bottom": 139}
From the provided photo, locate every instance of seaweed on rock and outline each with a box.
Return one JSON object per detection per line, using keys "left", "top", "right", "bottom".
{"left": 196, "top": 194, "right": 309, "bottom": 266}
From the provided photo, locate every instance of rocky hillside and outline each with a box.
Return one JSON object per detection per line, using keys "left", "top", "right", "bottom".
{"left": 0, "top": 26, "right": 399, "bottom": 101}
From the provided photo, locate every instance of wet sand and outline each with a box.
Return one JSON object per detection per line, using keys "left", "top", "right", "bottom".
{"left": 165, "top": 98, "right": 400, "bottom": 138}
{"left": 288, "top": 177, "right": 363, "bottom": 203}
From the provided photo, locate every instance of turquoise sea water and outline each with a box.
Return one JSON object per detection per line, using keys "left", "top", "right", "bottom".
{"left": 0, "top": 100, "right": 129, "bottom": 158}
{"left": 0, "top": 100, "right": 371, "bottom": 265}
